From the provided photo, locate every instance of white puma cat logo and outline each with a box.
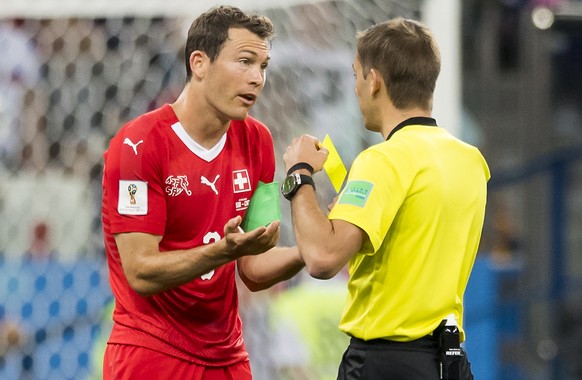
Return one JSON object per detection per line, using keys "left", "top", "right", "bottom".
{"left": 201, "top": 175, "right": 220, "bottom": 195}
{"left": 123, "top": 138, "right": 144, "bottom": 155}
{"left": 201, "top": 270, "right": 214, "bottom": 280}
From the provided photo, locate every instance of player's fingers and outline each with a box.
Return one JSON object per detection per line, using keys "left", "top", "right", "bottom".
{"left": 264, "top": 220, "right": 279, "bottom": 233}
{"left": 243, "top": 221, "right": 278, "bottom": 250}
{"left": 224, "top": 216, "right": 242, "bottom": 234}
{"left": 263, "top": 221, "right": 280, "bottom": 244}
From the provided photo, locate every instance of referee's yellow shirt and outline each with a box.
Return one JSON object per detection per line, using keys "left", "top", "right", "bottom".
{"left": 328, "top": 121, "right": 490, "bottom": 342}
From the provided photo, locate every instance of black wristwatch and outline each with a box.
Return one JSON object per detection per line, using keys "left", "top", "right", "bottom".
{"left": 281, "top": 173, "right": 315, "bottom": 200}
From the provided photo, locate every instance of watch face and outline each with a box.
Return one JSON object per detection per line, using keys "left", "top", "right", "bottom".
{"left": 281, "top": 174, "right": 297, "bottom": 197}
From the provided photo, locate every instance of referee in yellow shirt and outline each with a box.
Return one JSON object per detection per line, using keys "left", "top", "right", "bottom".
{"left": 281, "top": 17, "right": 489, "bottom": 380}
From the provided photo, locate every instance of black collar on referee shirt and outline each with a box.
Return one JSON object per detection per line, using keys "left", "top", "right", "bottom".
{"left": 386, "top": 117, "right": 437, "bottom": 141}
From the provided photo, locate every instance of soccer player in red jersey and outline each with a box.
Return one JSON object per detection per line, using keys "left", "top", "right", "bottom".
{"left": 101, "top": 6, "right": 304, "bottom": 379}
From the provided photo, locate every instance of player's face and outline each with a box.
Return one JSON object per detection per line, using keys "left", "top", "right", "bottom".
{"left": 205, "top": 28, "right": 270, "bottom": 121}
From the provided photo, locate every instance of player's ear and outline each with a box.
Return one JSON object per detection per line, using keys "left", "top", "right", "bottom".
{"left": 190, "top": 50, "right": 208, "bottom": 79}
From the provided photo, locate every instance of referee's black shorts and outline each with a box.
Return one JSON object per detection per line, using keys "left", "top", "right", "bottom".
{"left": 337, "top": 335, "right": 474, "bottom": 380}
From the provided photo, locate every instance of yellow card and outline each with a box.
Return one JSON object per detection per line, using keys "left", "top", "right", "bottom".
{"left": 321, "top": 135, "right": 347, "bottom": 193}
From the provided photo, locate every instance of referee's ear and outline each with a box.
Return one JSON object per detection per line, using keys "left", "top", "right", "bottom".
{"left": 369, "top": 68, "right": 383, "bottom": 97}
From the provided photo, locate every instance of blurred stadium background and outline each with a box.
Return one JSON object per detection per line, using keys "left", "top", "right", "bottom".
{"left": 0, "top": 0, "right": 581, "bottom": 379}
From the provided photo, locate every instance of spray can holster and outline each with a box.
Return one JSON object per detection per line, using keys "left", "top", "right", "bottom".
{"left": 433, "top": 315, "right": 463, "bottom": 380}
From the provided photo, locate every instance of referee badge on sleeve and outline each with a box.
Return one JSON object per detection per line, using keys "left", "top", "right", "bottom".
{"left": 118, "top": 180, "right": 148, "bottom": 215}
{"left": 338, "top": 180, "right": 374, "bottom": 208}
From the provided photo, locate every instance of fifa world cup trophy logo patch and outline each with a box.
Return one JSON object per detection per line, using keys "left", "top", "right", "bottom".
{"left": 128, "top": 184, "right": 137, "bottom": 205}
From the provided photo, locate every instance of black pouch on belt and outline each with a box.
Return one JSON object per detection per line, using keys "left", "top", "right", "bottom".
{"left": 433, "top": 317, "right": 464, "bottom": 380}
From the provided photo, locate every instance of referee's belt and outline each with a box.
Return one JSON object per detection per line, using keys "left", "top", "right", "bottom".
{"left": 350, "top": 334, "right": 438, "bottom": 349}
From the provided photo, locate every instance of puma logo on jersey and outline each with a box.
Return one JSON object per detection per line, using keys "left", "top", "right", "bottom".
{"left": 201, "top": 270, "right": 214, "bottom": 280}
{"left": 123, "top": 138, "right": 144, "bottom": 155}
{"left": 201, "top": 175, "right": 220, "bottom": 195}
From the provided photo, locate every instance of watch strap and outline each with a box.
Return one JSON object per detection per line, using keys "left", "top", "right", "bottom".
{"left": 287, "top": 162, "right": 314, "bottom": 175}
{"left": 296, "top": 174, "right": 315, "bottom": 190}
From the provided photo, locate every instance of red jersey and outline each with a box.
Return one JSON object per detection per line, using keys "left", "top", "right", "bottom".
{"left": 101, "top": 104, "right": 275, "bottom": 366}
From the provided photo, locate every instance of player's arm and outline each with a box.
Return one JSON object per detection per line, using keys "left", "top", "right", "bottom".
{"left": 115, "top": 216, "right": 279, "bottom": 296}
{"left": 237, "top": 246, "right": 304, "bottom": 292}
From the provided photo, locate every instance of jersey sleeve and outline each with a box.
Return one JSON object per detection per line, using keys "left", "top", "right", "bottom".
{"left": 103, "top": 122, "right": 167, "bottom": 236}
{"left": 327, "top": 149, "right": 408, "bottom": 253}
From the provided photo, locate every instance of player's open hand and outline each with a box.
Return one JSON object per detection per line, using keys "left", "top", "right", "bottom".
{"left": 223, "top": 216, "right": 280, "bottom": 258}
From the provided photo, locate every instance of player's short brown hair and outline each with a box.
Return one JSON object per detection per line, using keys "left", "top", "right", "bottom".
{"left": 184, "top": 5, "right": 275, "bottom": 79}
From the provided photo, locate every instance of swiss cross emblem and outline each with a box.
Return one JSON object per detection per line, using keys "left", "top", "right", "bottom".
{"left": 232, "top": 169, "right": 251, "bottom": 193}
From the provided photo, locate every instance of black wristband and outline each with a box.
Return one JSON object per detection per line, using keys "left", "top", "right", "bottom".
{"left": 287, "top": 162, "right": 314, "bottom": 175}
